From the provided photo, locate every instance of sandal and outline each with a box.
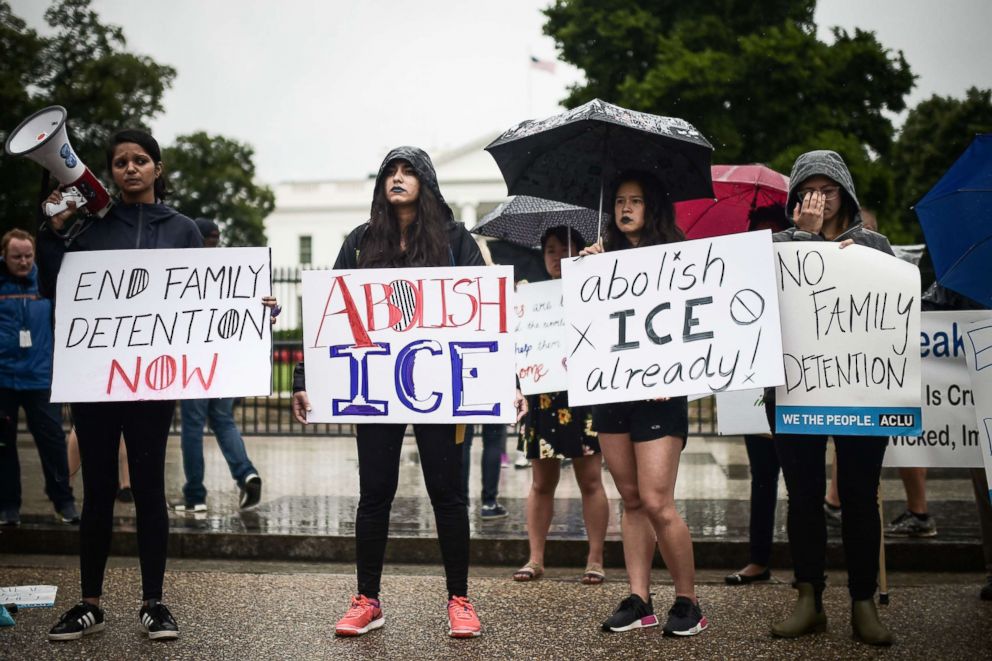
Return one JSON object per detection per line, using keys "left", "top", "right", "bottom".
{"left": 513, "top": 561, "right": 544, "bottom": 582}
{"left": 581, "top": 563, "right": 605, "bottom": 585}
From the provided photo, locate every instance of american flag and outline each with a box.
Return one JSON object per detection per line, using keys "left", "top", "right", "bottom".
{"left": 529, "top": 56, "right": 556, "bottom": 74}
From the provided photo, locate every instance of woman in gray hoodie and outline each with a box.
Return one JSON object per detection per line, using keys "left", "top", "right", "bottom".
{"left": 768, "top": 150, "right": 894, "bottom": 646}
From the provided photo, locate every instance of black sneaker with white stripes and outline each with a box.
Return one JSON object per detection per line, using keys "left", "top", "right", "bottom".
{"left": 239, "top": 473, "right": 262, "bottom": 511}
{"left": 139, "top": 600, "right": 179, "bottom": 640}
{"left": 48, "top": 602, "right": 105, "bottom": 641}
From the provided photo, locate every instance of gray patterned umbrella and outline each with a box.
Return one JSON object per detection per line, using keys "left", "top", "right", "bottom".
{"left": 471, "top": 195, "right": 605, "bottom": 249}
{"left": 485, "top": 98, "right": 714, "bottom": 214}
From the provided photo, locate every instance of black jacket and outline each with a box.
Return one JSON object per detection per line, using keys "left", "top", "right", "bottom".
{"left": 36, "top": 201, "right": 203, "bottom": 298}
{"left": 293, "top": 147, "right": 484, "bottom": 392}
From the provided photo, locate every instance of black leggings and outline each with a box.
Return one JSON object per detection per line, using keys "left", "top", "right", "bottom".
{"left": 774, "top": 433, "right": 887, "bottom": 600}
{"left": 744, "top": 435, "right": 780, "bottom": 566}
{"left": 355, "top": 423, "right": 469, "bottom": 600}
{"left": 72, "top": 400, "right": 174, "bottom": 601}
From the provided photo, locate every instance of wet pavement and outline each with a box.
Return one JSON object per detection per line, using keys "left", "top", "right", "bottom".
{"left": 1, "top": 433, "right": 984, "bottom": 570}
{"left": 1, "top": 556, "right": 990, "bottom": 660}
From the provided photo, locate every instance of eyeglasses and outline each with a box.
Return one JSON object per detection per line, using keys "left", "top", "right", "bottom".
{"left": 797, "top": 186, "right": 841, "bottom": 200}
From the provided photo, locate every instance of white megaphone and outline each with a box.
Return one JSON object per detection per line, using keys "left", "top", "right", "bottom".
{"left": 4, "top": 105, "right": 112, "bottom": 218}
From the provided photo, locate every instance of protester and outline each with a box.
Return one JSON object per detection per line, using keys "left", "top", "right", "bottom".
{"left": 0, "top": 229, "right": 78, "bottom": 527}
{"left": 767, "top": 150, "right": 894, "bottom": 646}
{"left": 173, "top": 218, "right": 263, "bottom": 513}
{"left": 580, "top": 171, "right": 706, "bottom": 636}
{"left": 823, "top": 208, "right": 937, "bottom": 538}
{"left": 292, "top": 146, "right": 526, "bottom": 639}
{"left": 725, "top": 205, "right": 788, "bottom": 586}
{"left": 38, "top": 129, "right": 205, "bottom": 642}
{"left": 513, "top": 225, "right": 609, "bottom": 585}
{"left": 461, "top": 423, "right": 509, "bottom": 520}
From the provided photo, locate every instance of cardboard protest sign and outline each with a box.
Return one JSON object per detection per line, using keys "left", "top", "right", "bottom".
{"left": 560, "top": 231, "right": 784, "bottom": 406}
{"left": 0, "top": 585, "right": 57, "bottom": 608}
{"left": 717, "top": 388, "right": 771, "bottom": 436}
{"left": 962, "top": 316, "right": 992, "bottom": 502}
{"left": 301, "top": 265, "right": 516, "bottom": 423}
{"left": 52, "top": 248, "right": 273, "bottom": 403}
{"left": 514, "top": 279, "right": 567, "bottom": 395}
{"left": 885, "top": 312, "right": 985, "bottom": 467}
{"left": 774, "top": 243, "right": 921, "bottom": 436}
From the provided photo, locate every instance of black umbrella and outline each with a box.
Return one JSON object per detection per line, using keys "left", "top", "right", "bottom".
{"left": 485, "top": 99, "right": 714, "bottom": 228}
{"left": 471, "top": 195, "right": 606, "bottom": 250}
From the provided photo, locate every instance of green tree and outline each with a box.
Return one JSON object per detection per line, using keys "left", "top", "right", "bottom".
{"left": 0, "top": 0, "right": 175, "bottom": 237}
{"left": 888, "top": 87, "right": 992, "bottom": 244}
{"left": 164, "top": 132, "right": 275, "bottom": 247}
{"left": 1, "top": 0, "right": 273, "bottom": 246}
{"left": 543, "top": 0, "right": 915, "bottom": 227}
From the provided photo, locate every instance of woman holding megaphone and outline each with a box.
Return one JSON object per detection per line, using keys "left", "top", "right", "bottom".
{"left": 37, "top": 129, "right": 202, "bottom": 643}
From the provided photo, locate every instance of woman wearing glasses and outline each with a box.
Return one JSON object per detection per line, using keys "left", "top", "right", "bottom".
{"left": 767, "top": 150, "right": 895, "bottom": 646}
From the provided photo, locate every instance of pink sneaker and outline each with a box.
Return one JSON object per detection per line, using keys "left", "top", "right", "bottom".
{"left": 447, "top": 596, "right": 481, "bottom": 638}
{"left": 335, "top": 595, "right": 384, "bottom": 636}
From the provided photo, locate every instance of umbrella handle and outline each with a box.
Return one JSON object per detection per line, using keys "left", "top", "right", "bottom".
{"left": 597, "top": 176, "right": 604, "bottom": 241}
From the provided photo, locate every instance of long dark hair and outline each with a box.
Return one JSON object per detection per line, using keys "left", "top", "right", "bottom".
{"left": 540, "top": 225, "right": 586, "bottom": 253}
{"left": 105, "top": 129, "right": 169, "bottom": 201}
{"left": 603, "top": 170, "right": 683, "bottom": 251}
{"left": 358, "top": 160, "right": 451, "bottom": 268}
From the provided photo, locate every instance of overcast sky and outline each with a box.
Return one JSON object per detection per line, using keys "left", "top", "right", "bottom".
{"left": 10, "top": 0, "right": 992, "bottom": 184}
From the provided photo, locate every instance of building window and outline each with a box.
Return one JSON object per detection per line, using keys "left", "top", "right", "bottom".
{"left": 299, "top": 235, "right": 312, "bottom": 265}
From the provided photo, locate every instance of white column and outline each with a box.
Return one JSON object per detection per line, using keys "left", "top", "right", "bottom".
{"left": 459, "top": 202, "right": 478, "bottom": 227}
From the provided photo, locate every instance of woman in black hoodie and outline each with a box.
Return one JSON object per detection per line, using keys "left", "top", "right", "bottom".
{"left": 292, "top": 146, "right": 521, "bottom": 639}
{"left": 39, "top": 129, "right": 201, "bottom": 643}
{"left": 768, "top": 150, "right": 894, "bottom": 646}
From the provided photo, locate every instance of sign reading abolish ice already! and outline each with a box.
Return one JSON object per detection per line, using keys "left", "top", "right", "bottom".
{"left": 52, "top": 248, "right": 273, "bottom": 402}
{"left": 514, "top": 279, "right": 567, "bottom": 395}
{"left": 301, "top": 265, "right": 516, "bottom": 423}
{"left": 560, "top": 231, "right": 784, "bottom": 407}
{"left": 774, "top": 243, "right": 921, "bottom": 436}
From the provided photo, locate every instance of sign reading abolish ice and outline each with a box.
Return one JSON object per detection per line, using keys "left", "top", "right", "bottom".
{"left": 514, "top": 279, "right": 567, "bottom": 395}
{"left": 885, "top": 312, "right": 985, "bottom": 467}
{"left": 774, "top": 243, "right": 921, "bottom": 436}
{"left": 560, "top": 231, "right": 784, "bottom": 406}
{"left": 52, "top": 248, "right": 273, "bottom": 402}
{"left": 301, "top": 265, "right": 516, "bottom": 423}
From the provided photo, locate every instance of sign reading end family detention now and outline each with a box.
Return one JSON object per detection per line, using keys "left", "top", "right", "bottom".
{"left": 775, "top": 243, "right": 921, "bottom": 436}
{"left": 301, "top": 265, "right": 516, "bottom": 423}
{"left": 561, "top": 231, "right": 784, "bottom": 406}
{"left": 52, "top": 247, "right": 273, "bottom": 403}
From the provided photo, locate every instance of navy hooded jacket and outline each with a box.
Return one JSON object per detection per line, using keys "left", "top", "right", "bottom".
{"left": 0, "top": 260, "right": 55, "bottom": 390}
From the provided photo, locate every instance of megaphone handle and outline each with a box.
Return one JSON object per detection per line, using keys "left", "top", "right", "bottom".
{"left": 44, "top": 187, "right": 88, "bottom": 218}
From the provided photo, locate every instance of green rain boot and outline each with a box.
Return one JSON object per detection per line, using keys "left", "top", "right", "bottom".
{"left": 771, "top": 583, "right": 827, "bottom": 638}
{"left": 851, "top": 599, "right": 893, "bottom": 646}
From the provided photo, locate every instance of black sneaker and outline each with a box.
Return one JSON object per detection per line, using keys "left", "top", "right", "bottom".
{"left": 663, "top": 596, "right": 708, "bottom": 636}
{"left": 239, "top": 474, "right": 262, "bottom": 510}
{"left": 981, "top": 576, "right": 992, "bottom": 601}
{"left": 57, "top": 501, "right": 80, "bottom": 524}
{"left": 601, "top": 594, "right": 658, "bottom": 632}
{"left": 48, "top": 602, "right": 105, "bottom": 641}
{"left": 117, "top": 487, "right": 134, "bottom": 503}
{"left": 139, "top": 600, "right": 179, "bottom": 640}
{"left": 824, "top": 500, "right": 842, "bottom": 527}
{"left": 480, "top": 502, "right": 508, "bottom": 520}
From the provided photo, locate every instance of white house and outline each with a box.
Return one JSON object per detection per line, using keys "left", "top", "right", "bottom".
{"left": 264, "top": 133, "right": 509, "bottom": 270}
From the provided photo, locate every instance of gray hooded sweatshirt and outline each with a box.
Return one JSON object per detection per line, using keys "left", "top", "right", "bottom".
{"left": 772, "top": 150, "right": 894, "bottom": 256}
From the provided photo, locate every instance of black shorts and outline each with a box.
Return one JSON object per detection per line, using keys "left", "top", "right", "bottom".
{"left": 591, "top": 397, "right": 689, "bottom": 445}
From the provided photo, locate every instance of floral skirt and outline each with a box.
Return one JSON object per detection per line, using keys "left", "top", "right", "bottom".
{"left": 519, "top": 391, "right": 601, "bottom": 460}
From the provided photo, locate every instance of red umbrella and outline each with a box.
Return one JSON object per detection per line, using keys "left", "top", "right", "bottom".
{"left": 675, "top": 164, "right": 789, "bottom": 239}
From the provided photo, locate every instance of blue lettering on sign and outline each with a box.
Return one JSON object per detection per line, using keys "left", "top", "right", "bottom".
{"left": 59, "top": 143, "right": 78, "bottom": 168}
{"left": 330, "top": 343, "right": 390, "bottom": 415}
{"left": 394, "top": 339, "right": 442, "bottom": 413}
{"left": 921, "top": 323, "right": 966, "bottom": 358}
{"left": 449, "top": 341, "right": 499, "bottom": 417}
